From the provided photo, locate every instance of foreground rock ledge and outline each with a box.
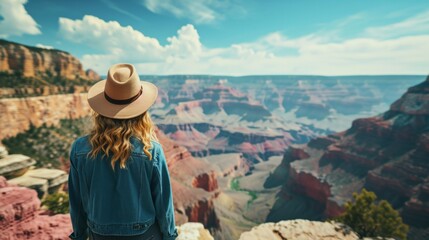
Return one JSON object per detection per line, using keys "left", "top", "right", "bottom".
{"left": 239, "top": 219, "right": 359, "bottom": 240}
{"left": 177, "top": 222, "right": 214, "bottom": 240}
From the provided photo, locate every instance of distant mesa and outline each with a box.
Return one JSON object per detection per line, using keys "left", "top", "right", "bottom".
{"left": 0, "top": 39, "right": 99, "bottom": 81}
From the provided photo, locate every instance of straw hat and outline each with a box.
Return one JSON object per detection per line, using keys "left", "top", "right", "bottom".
{"left": 87, "top": 63, "right": 158, "bottom": 119}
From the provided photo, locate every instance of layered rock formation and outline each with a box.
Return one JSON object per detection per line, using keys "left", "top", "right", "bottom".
{"left": 156, "top": 129, "right": 220, "bottom": 230}
{"left": 157, "top": 121, "right": 293, "bottom": 163}
{"left": 269, "top": 76, "right": 429, "bottom": 234}
{"left": 154, "top": 82, "right": 322, "bottom": 165}
{"left": 0, "top": 146, "right": 68, "bottom": 199}
{"left": 0, "top": 93, "right": 90, "bottom": 140}
{"left": 0, "top": 154, "right": 36, "bottom": 178}
{"left": 0, "top": 176, "right": 72, "bottom": 240}
{"left": 0, "top": 39, "right": 98, "bottom": 80}
{"left": 9, "top": 168, "right": 68, "bottom": 199}
{"left": 239, "top": 219, "right": 359, "bottom": 240}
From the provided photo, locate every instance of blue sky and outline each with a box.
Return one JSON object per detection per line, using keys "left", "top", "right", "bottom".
{"left": 0, "top": 0, "right": 428, "bottom": 75}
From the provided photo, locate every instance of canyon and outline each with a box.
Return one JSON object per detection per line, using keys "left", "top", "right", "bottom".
{"left": 1, "top": 41, "right": 428, "bottom": 239}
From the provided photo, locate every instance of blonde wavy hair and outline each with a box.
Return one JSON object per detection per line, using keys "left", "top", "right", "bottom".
{"left": 88, "top": 110, "right": 159, "bottom": 170}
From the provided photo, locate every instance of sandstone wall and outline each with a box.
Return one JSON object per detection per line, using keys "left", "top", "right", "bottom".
{"left": 0, "top": 93, "right": 91, "bottom": 140}
{"left": 0, "top": 39, "right": 99, "bottom": 80}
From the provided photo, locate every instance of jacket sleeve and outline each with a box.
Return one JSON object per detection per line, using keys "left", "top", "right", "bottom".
{"left": 68, "top": 140, "right": 88, "bottom": 240}
{"left": 151, "top": 144, "right": 178, "bottom": 240}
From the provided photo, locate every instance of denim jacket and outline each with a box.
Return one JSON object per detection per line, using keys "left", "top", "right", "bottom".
{"left": 68, "top": 135, "right": 178, "bottom": 240}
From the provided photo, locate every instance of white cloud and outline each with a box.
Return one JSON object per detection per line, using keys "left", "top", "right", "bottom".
{"left": 36, "top": 43, "right": 53, "bottom": 49}
{"left": 165, "top": 24, "right": 202, "bottom": 59}
{"left": 59, "top": 15, "right": 202, "bottom": 74}
{"left": 0, "top": 0, "right": 41, "bottom": 37}
{"left": 59, "top": 14, "right": 429, "bottom": 76}
{"left": 141, "top": 0, "right": 240, "bottom": 24}
{"left": 59, "top": 15, "right": 164, "bottom": 62}
{"left": 365, "top": 10, "right": 429, "bottom": 38}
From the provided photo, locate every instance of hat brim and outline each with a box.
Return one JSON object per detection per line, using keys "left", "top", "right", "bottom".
{"left": 87, "top": 80, "right": 158, "bottom": 119}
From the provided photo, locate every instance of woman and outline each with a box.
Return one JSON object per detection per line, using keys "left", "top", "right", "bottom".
{"left": 68, "top": 63, "right": 178, "bottom": 240}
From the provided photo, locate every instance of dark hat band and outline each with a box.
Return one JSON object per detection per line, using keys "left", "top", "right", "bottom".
{"left": 104, "top": 86, "right": 143, "bottom": 105}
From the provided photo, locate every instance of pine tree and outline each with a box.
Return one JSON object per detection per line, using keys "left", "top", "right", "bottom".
{"left": 335, "top": 188, "right": 409, "bottom": 240}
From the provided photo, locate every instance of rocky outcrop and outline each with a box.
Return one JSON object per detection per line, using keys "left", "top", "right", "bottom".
{"left": 8, "top": 168, "right": 68, "bottom": 199}
{"left": 0, "top": 176, "right": 72, "bottom": 240}
{"left": 25, "top": 168, "right": 68, "bottom": 192}
{"left": 0, "top": 177, "right": 40, "bottom": 228}
{"left": 0, "top": 154, "right": 36, "bottom": 178}
{"left": 0, "top": 39, "right": 99, "bottom": 80}
{"left": 8, "top": 175, "right": 49, "bottom": 199}
{"left": 0, "top": 93, "right": 91, "bottom": 140}
{"left": 238, "top": 219, "right": 359, "bottom": 240}
{"left": 271, "top": 76, "right": 429, "bottom": 231}
{"left": 0, "top": 145, "right": 68, "bottom": 199}
{"left": 177, "top": 222, "right": 214, "bottom": 240}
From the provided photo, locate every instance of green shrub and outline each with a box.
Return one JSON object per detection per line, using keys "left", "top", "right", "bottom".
{"left": 42, "top": 192, "right": 69, "bottom": 214}
{"left": 1, "top": 117, "right": 91, "bottom": 168}
{"left": 335, "top": 188, "right": 409, "bottom": 240}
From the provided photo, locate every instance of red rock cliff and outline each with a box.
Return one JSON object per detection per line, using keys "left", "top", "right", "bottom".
{"left": 274, "top": 76, "right": 429, "bottom": 230}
